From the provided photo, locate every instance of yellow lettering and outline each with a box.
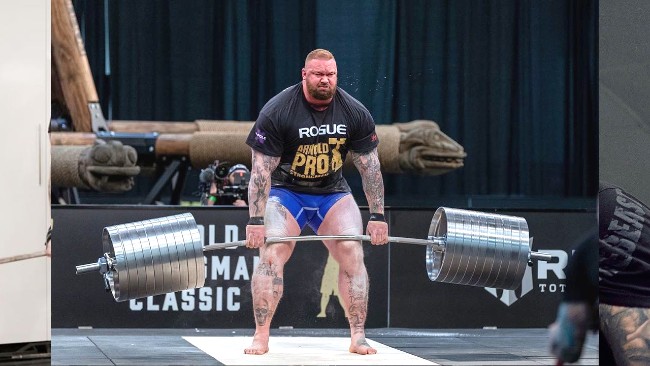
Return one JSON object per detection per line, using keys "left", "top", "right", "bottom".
{"left": 316, "top": 155, "right": 329, "bottom": 174}
{"left": 291, "top": 152, "right": 307, "bottom": 172}
{"left": 304, "top": 155, "right": 317, "bottom": 176}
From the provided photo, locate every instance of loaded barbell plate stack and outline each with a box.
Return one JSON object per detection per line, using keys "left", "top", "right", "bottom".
{"left": 102, "top": 213, "right": 204, "bottom": 302}
{"left": 426, "top": 207, "right": 530, "bottom": 290}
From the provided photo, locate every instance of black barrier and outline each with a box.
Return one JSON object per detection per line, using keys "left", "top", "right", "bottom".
{"left": 388, "top": 208, "right": 596, "bottom": 328}
{"left": 51, "top": 206, "right": 388, "bottom": 328}
{"left": 52, "top": 205, "right": 595, "bottom": 329}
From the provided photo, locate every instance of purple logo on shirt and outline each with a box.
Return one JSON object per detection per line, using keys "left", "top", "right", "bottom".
{"left": 255, "top": 128, "right": 267, "bottom": 144}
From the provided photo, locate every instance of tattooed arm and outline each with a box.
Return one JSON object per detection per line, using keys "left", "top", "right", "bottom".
{"left": 349, "top": 148, "right": 384, "bottom": 214}
{"left": 600, "top": 303, "right": 650, "bottom": 366}
{"left": 246, "top": 150, "right": 280, "bottom": 248}
{"left": 350, "top": 148, "right": 388, "bottom": 245}
{"left": 248, "top": 149, "right": 281, "bottom": 218}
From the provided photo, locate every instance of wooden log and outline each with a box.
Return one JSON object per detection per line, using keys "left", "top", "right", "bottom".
{"left": 108, "top": 120, "right": 198, "bottom": 134}
{"left": 51, "top": 54, "right": 69, "bottom": 117}
{"left": 51, "top": 0, "right": 99, "bottom": 132}
{"left": 106, "top": 120, "right": 252, "bottom": 134}
{"left": 87, "top": 120, "right": 256, "bottom": 134}
{"left": 50, "top": 132, "right": 193, "bottom": 157}
{"left": 50, "top": 132, "right": 97, "bottom": 146}
{"left": 155, "top": 134, "right": 193, "bottom": 156}
{"left": 195, "top": 120, "right": 254, "bottom": 132}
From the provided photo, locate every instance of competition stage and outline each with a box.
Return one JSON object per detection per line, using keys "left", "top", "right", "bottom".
{"left": 49, "top": 205, "right": 598, "bottom": 365}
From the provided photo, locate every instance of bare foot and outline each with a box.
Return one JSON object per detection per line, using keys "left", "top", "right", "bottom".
{"left": 244, "top": 333, "right": 269, "bottom": 355}
{"left": 349, "top": 337, "right": 377, "bottom": 355}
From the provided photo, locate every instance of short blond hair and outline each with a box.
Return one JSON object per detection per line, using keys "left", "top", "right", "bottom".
{"left": 305, "top": 49, "right": 335, "bottom": 66}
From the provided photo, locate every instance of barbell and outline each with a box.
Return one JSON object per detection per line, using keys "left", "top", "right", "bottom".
{"left": 76, "top": 208, "right": 552, "bottom": 302}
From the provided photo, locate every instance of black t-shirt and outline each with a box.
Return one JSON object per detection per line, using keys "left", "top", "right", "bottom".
{"left": 599, "top": 182, "right": 650, "bottom": 307}
{"left": 246, "top": 83, "right": 379, "bottom": 194}
{"left": 563, "top": 231, "right": 598, "bottom": 304}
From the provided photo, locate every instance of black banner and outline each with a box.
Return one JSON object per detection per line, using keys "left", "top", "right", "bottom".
{"left": 52, "top": 206, "right": 594, "bottom": 328}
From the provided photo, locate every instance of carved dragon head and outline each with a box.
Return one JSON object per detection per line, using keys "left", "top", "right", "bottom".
{"left": 394, "top": 120, "right": 466, "bottom": 175}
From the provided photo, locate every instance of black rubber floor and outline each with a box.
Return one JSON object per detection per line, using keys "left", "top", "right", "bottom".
{"left": 51, "top": 328, "right": 598, "bottom": 365}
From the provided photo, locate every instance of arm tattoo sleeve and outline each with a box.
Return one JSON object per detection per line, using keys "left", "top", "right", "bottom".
{"left": 350, "top": 148, "right": 384, "bottom": 214}
{"left": 248, "top": 150, "right": 280, "bottom": 217}
{"left": 600, "top": 303, "right": 650, "bottom": 366}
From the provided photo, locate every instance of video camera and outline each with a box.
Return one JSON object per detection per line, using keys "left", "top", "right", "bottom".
{"left": 198, "top": 160, "right": 250, "bottom": 205}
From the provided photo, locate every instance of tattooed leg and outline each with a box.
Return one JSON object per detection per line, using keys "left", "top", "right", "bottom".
{"left": 245, "top": 201, "right": 298, "bottom": 355}
{"left": 245, "top": 250, "right": 292, "bottom": 355}
{"left": 319, "top": 196, "right": 376, "bottom": 355}
{"left": 340, "top": 268, "right": 375, "bottom": 355}
{"left": 600, "top": 304, "right": 650, "bottom": 366}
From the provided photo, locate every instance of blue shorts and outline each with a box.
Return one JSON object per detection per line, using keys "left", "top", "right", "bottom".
{"left": 269, "top": 187, "right": 349, "bottom": 232}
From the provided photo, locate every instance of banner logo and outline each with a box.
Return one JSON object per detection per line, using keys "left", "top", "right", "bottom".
{"left": 317, "top": 254, "right": 340, "bottom": 318}
{"left": 484, "top": 266, "right": 534, "bottom": 306}
{"left": 484, "top": 249, "right": 568, "bottom": 307}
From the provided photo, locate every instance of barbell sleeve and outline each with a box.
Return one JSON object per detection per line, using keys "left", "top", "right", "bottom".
{"left": 75, "top": 262, "right": 102, "bottom": 274}
{"left": 529, "top": 251, "right": 553, "bottom": 262}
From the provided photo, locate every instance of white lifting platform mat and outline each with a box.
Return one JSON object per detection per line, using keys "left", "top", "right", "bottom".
{"left": 183, "top": 336, "right": 437, "bottom": 365}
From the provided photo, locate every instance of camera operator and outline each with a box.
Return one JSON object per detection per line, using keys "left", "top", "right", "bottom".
{"left": 200, "top": 161, "right": 249, "bottom": 206}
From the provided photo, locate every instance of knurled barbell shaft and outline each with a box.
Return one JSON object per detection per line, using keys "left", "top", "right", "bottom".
{"left": 202, "top": 234, "right": 446, "bottom": 252}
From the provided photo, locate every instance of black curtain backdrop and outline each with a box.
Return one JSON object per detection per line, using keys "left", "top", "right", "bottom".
{"left": 72, "top": 0, "right": 598, "bottom": 206}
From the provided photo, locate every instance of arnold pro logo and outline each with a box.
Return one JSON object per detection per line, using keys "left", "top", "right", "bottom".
{"left": 298, "top": 124, "right": 346, "bottom": 138}
{"left": 485, "top": 250, "right": 568, "bottom": 306}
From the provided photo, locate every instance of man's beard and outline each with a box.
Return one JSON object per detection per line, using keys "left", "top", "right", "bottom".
{"left": 307, "top": 83, "right": 336, "bottom": 100}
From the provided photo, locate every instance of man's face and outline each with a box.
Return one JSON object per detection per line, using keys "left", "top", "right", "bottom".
{"left": 302, "top": 58, "right": 337, "bottom": 100}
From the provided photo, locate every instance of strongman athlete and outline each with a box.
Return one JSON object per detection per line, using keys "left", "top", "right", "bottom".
{"left": 599, "top": 182, "right": 650, "bottom": 365}
{"left": 243, "top": 49, "right": 389, "bottom": 355}
{"left": 548, "top": 230, "right": 598, "bottom": 363}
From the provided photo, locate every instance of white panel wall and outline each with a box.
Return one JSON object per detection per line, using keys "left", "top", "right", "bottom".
{"left": 600, "top": 0, "right": 650, "bottom": 203}
{"left": 0, "top": 0, "right": 51, "bottom": 344}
